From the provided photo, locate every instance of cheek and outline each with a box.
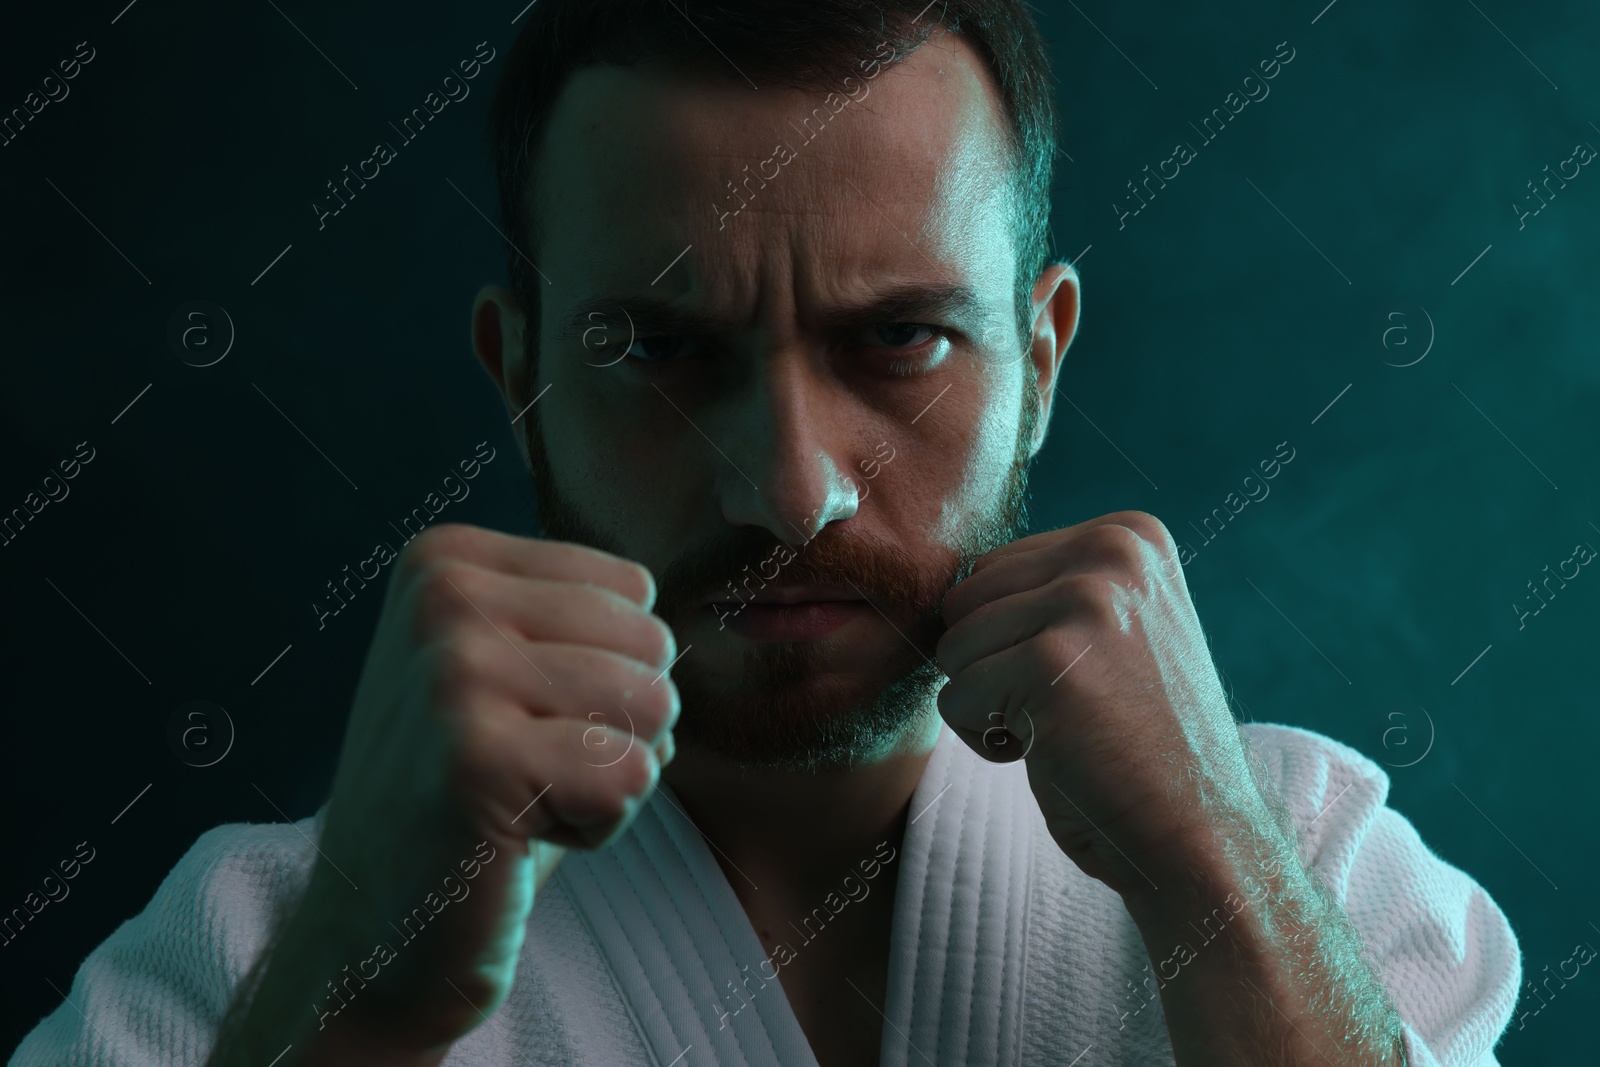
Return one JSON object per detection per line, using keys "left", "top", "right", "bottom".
{"left": 931, "top": 468, "right": 1001, "bottom": 549}
{"left": 553, "top": 407, "right": 644, "bottom": 509}
{"left": 541, "top": 378, "right": 706, "bottom": 556}
{"left": 922, "top": 381, "right": 1025, "bottom": 549}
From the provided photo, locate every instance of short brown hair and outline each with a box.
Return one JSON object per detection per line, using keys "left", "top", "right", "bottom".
{"left": 486, "top": 0, "right": 1059, "bottom": 361}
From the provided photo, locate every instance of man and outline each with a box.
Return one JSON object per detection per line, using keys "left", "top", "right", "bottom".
{"left": 10, "top": 2, "right": 1520, "bottom": 1065}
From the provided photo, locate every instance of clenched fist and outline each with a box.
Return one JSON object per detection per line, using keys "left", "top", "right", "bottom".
{"left": 209, "top": 524, "right": 680, "bottom": 1066}
{"left": 935, "top": 510, "right": 1267, "bottom": 898}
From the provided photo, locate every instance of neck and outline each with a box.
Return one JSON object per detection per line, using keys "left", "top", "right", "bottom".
{"left": 661, "top": 709, "right": 943, "bottom": 897}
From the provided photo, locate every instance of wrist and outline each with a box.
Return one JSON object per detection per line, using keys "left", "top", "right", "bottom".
{"left": 209, "top": 936, "right": 456, "bottom": 1067}
{"left": 206, "top": 875, "right": 456, "bottom": 1067}
{"left": 1120, "top": 782, "right": 1297, "bottom": 914}
{"left": 1110, "top": 778, "right": 1408, "bottom": 1065}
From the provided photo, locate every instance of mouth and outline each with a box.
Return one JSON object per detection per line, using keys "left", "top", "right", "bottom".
{"left": 736, "top": 584, "right": 863, "bottom": 606}
{"left": 708, "top": 586, "right": 869, "bottom": 642}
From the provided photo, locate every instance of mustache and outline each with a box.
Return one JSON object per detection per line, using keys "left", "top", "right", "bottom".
{"left": 653, "top": 521, "right": 956, "bottom": 626}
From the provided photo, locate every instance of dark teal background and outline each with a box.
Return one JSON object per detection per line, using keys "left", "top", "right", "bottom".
{"left": 1, "top": 1, "right": 1594, "bottom": 1062}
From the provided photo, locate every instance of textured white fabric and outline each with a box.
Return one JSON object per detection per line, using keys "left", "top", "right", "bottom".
{"left": 9, "top": 722, "right": 1521, "bottom": 1066}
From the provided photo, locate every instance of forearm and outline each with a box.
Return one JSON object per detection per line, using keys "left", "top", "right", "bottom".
{"left": 206, "top": 875, "right": 453, "bottom": 1067}
{"left": 1121, "top": 799, "right": 1406, "bottom": 1066}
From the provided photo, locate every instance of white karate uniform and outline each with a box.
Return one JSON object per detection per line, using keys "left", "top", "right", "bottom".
{"left": 8, "top": 723, "right": 1521, "bottom": 1066}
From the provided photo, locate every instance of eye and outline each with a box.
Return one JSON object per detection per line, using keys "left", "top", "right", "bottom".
{"left": 618, "top": 335, "right": 693, "bottom": 363}
{"left": 852, "top": 322, "right": 950, "bottom": 376}
{"left": 857, "top": 323, "right": 937, "bottom": 349}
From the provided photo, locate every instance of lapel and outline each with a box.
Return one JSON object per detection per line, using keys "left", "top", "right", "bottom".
{"left": 557, "top": 781, "right": 819, "bottom": 1067}
{"left": 879, "top": 725, "right": 1036, "bottom": 1067}
{"left": 555, "top": 724, "right": 1036, "bottom": 1067}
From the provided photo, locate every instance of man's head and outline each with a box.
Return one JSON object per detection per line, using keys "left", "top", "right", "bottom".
{"left": 471, "top": 0, "right": 1079, "bottom": 773}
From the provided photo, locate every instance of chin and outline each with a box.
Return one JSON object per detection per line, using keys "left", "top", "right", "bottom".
{"left": 671, "top": 652, "right": 945, "bottom": 772}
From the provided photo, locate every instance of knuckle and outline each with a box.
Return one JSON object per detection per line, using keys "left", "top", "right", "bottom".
{"left": 1053, "top": 572, "right": 1124, "bottom": 624}
{"left": 652, "top": 610, "right": 676, "bottom": 654}
{"left": 1046, "top": 622, "right": 1085, "bottom": 660}
{"left": 1103, "top": 509, "right": 1157, "bottom": 537}
{"left": 409, "top": 561, "right": 480, "bottom": 639}
{"left": 642, "top": 613, "right": 676, "bottom": 666}
{"left": 1108, "top": 510, "right": 1176, "bottom": 554}
{"left": 573, "top": 712, "right": 631, "bottom": 766}
{"left": 400, "top": 522, "right": 477, "bottom": 575}
{"left": 583, "top": 587, "right": 672, "bottom": 664}
{"left": 1081, "top": 523, "right": 1145, "bottom": 568}
{"left": 1026, "top": 628, "right": 1067, "bottom": 673}
{"left": 559, "top": 736, "right": 642, "bottom": 827}
{"left": 427, "top": 636, "right": 496, "bottom": 709}
{"left": 1056, "top": 570, "right": 1116, "bottom": 605}
{"left": 609, "top": 738, "right": 658, "bottom": 798}
{"left": 628, "top": 675, "right": 678, "bottom": 737}
{"left": 626, "top": 561, "right": 656, "bottom": 607}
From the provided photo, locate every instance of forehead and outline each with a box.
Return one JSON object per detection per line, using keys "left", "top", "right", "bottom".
{"left": 533, "top": 35, "right": 1019, "bottom": 322}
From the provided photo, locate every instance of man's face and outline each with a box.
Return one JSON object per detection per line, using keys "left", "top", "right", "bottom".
{"left": 494, "top": 34, "right": 1072, "bottom": 771}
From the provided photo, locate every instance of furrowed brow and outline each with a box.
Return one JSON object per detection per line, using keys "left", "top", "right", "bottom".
{"left": 554, "top": 284, "right": 991, "bottom": 342}
{"left": 820, "top": 284, "right": 989, "bottom": 335}
{"left": 555, "top": 297, "right": 731, "bottom": 341}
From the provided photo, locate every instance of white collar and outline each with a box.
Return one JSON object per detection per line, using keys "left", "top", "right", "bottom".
{"left": 556, "top": 725, "right": 1038, "bottom": 1066}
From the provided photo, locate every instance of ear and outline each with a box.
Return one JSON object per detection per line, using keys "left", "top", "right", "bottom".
{"left": 1024, "top": 261, "right": 1080, "bottom": 458}
{"left": 471, "top": 284, "right": 532, "bottom": 463}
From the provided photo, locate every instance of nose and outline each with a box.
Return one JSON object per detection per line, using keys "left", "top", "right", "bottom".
{"left": 716, "top": 346, "right": 860, "bottom": 546}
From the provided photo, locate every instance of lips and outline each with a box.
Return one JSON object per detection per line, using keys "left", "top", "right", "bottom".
{"left": 707, "top": 583, "right": 868, "bottom": 639}
{"left": 726, "top": 584, "right": 864, "bottom": 607}
{"left": 713, "top": 598, "right": 868, "bottom": 642}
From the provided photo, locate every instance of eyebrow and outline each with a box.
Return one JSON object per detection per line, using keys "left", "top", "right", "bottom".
{"left": 554, "top": 283, "right": 991, "bottom": 341}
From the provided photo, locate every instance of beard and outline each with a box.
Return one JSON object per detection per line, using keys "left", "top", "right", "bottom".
{"left": 524, "top": 380, "right": 1037, "bottom": 773}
